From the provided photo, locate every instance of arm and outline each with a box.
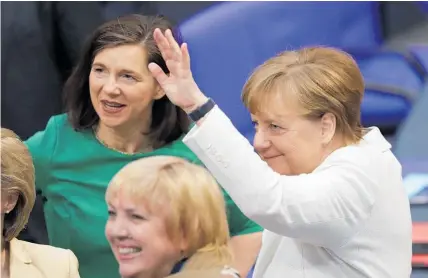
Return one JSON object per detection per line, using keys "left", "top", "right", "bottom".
{"left": 229, "top": 233, "right": 261, "bottom": 277}
{"left": 149, "top": 29, "right": 375, "bottom": 248}
{"left": 68, "top": 250, "right": 81, "bottom": 278}
{"left": 184, "top": 106, "right": 376, "bottom": 248}
{"left": 19, "top": 117, "right": 59, "bottom": 244}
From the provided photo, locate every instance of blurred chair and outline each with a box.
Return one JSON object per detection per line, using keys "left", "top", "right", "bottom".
{"left": 416, "top": 2, "right": 428, "bottom": 13}
{"left": 180, "top": 1, "right": 426, "bottom": 142}
{"left": 394, "top": 83, "right": 428, "bottom": 159}
{"left": 408, "top": 45, "right": 428, "bottom": 73}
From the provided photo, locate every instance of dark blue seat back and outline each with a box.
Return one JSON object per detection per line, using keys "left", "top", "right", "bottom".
{"left": 180, "top": 2, "right": 382, "bottom": 137}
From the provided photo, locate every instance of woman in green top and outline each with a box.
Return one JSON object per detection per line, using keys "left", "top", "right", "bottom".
{"left": 25, "top": 14, "right": 262, "bottom": 278}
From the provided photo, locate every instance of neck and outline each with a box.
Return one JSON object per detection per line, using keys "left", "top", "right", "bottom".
{"left": 96, "top": 122, "right": 152, "bottom": 154}
{"left": 322, "top": 133, "right": 348, "bottom": 160}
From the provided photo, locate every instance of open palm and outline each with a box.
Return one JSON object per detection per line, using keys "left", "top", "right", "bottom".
{"left": 148, "top": 28, "right": 207, "bottom": 113}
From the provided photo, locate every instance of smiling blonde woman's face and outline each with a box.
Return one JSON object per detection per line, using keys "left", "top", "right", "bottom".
{"left": 105, "top": 156, "right": 231, "bottom": 277}
{"left": 105, "top": 190, "right": 182, "bottom": 278}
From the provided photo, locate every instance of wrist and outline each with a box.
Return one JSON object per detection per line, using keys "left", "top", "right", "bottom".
{"left": 183, "top": 96, "right": 209, "bottom": 114}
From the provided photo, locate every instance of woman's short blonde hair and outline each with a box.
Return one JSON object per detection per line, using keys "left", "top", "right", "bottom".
{"left": 242, "top": 46, "right": 364, "bottom": 143}
{"left": 1, "top": 128, "right": 36, "bottom": 241}
{"left": 106, "top": 156, "right": 231, "bottom": 263}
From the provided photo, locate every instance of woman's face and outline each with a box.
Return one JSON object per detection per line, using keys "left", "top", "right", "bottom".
{"left": 105, "top": 192, "right": 182, "bottom": 278}
{"left": 251, "top": 95, "right": 335, "bottom": 175}
{"left": 89, "top": 44, "right": 165, "bottom": 130}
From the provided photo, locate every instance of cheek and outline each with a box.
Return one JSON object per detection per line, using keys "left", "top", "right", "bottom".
{"left": 89, "top": 73, "right": 101, "bottom": 92}
{"left": 270, "top": 135, "right": 296, "bottom": 155}
{"left": 143, "top": 221, "right": 178, "bottom": 256}
{"left": 89, "top": 76, "right": 101, "bottom": 104}
{"left": 104, "top": 220, "right": 114, "bottom": 242}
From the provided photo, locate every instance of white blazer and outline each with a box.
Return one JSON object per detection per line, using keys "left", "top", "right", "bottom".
{"left": 183, "top": 106, "right": 413, "bottom": 278}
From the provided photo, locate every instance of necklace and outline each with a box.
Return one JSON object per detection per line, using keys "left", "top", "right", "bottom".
{"left": 92, "top": 126, "right": 153, "bottom": 155}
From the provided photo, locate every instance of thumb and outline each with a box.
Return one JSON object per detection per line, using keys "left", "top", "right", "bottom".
{"left": 148, "top": 63, "right": 169, "bottom": 86}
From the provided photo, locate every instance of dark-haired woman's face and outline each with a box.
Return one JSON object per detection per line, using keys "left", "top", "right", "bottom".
{"left": 89, "top": 44, "right": 165, "bottom": 130}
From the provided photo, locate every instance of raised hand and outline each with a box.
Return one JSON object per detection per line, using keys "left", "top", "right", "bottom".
{"left": 148, "top": 28, "right": 208, "bottom": 113}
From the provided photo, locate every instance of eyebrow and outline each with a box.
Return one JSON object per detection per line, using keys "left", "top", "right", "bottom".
{"left": 91, "top": 62, "right": 142, "bottom": 77}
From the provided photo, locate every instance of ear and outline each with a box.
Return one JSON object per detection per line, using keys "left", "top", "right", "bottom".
{"left": 178, "top": 237, "right": 189, "bottom": 258}
{"left": 1, "top": 191, "right": 19, "bottom": 214}
{"left": 153, "top": 84, "right": 166, "bottom": 100}
{"left": 320, "top": 112, "right": 336, "bottom": 145}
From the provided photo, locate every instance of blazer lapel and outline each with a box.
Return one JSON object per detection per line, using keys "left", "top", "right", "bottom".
{"left": 9, "top": 239, "right": 44, "bottom": 278}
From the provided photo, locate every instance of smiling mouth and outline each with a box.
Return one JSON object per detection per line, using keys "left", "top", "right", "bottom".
{"left": 102, "top": 100, "right": 125, "bottom": 107}
{"left": 262, "top": 155, "right": 283, "bottom": 160}
{"left": 115, "top": 246, "right": 142, "bottom": 260}
{"left": 118, "top": 247, "right": 142, "bottom": 254}
{"left": 101, "top": 100, "right": 126, "bottom": 113}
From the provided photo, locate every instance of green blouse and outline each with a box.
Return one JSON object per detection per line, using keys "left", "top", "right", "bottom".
{"left": 25, "top": 114, "right": 262, "bottom": 278}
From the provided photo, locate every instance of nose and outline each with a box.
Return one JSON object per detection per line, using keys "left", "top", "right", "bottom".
{"left": 103, "top": 77, "right": 120, "bottom": 96}
{"left": 253, "top": 129, "right": 271, "bottom": 153}
{"left": 107, "top": 218, "right": 130, "bottom": 239}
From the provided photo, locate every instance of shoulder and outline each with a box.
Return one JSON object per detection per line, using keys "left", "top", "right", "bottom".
{"left": 167, "top": 267, "right": 240, "bottom": 278}
{"left": 34, "top": 113, "right": 70, "bottom": 134}
{"left": 19, "top": 239, "right": 75, "bottom": 261}
{"left": 13, "top": 239, "right": 78, "bottom": 276}
{"left": 158, "top": 136, "right": 202, "bottom": 165}
{"left": 321, "top": 128, "right": 400, "bottom": 174}
{"left": 25, "top": 113, "right": 70, "bottom": 148}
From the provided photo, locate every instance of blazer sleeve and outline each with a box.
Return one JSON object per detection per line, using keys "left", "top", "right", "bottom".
{"left": 183, "top": 106, "right": 376, "bottom": 248}
{"left": 68, "top": 250, "right": 80, "bottom": 278}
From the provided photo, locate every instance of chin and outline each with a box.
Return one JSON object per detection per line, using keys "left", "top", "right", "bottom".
{"left": 119, "top": 265, "right": 142, "bottom": 278}
{"left": 271, "top": 165, "right": 292, "bottom": 175}
{"left": 98, "top": 115, "right": 127, "bottom": 129}
{"left": 265, "top": 157, "right": 290, "bottom": 175}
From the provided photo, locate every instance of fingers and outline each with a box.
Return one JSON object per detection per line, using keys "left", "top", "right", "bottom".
{"left": 181, "top": 43, "right": 191, "bottom": 72}
{"left": 153, "top": 28, "right": 191, "bottom": 76}
{"left": 165, "top": 29, "right": 182, "bottom": 60}
{"left": 153, "top": 28, "right": 173, "bottom": 61}
{"left": 148, "top": 62, "right": 169, "bottom": 85}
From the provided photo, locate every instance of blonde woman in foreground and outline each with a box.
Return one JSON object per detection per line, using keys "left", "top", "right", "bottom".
{"left": 105, "top": 156, "right": 240, "bottom": 278}
{"left": 1, "top": 128, "right": 80, "bottom": 278}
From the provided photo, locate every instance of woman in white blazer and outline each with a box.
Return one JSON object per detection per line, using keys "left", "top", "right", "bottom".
{"left": 147, "top": 29, "right": 413, "bottom": 278}
{"left": 1, "top": 128, "right": 80, "bottom": 278}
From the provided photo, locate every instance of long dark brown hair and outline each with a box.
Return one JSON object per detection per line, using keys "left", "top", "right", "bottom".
{"left": 63, "top": 14, "right": 189, "bottom": 148}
